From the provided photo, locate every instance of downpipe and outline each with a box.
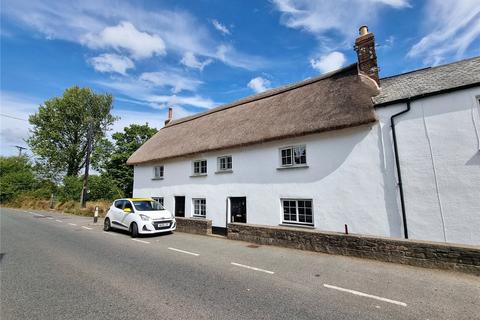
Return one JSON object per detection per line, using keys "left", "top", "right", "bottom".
{"left": 390, "top": 100, "right": 411, "bottom": 239}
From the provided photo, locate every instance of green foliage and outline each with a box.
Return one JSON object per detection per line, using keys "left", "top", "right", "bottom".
{"left": 97, "top": 123, "right": 157, "bottom": 197}
{"left": 57, "top": 175, "right": 122, "bottom": 202}
{"left": 28, "top": 86, "right": 117, "bottom": 179}
{"left": 0, "top": 156, "right": 36, "bottom": 202}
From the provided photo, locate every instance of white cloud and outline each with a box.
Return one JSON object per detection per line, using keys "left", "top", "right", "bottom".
{"left": 180, "top": 52, "right": 213, "bottom": 71}
{"left": 215, "top": 44, "right": 266, "bottom": 70}
{"left": 272, "top": 0, "right": 410, "bottom": 44}
{"left": 407, "top": 0, "right": 480, "bottom": 65}
{"left": 3, "top": 0, "right": 264, "bottom": 70}
{"left": 247, "top": 77, "right": 271, "bottom": 93}
{"left": 82, "top": 21, "right": 166, "bottom": 60}
{"left": 212, "top": 19, "right": 230, "bottom": 35}
{"left": 146, "top": 95, "right": 216, "bottom": 109}
{"left": 310, "top": 51, "right": 346, "bottom": 73}
{"left": 139, "top": 71, "right": 203, "bottom": 93}
{"left": 88, "top": 53, "right": 134, "bottom": 75}
{"left": 0, "top": 91, "right": 39, "bottom": 156}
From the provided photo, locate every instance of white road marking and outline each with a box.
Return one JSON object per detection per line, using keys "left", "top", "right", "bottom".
{"left": 132, "top": 239, "right": 150, "bottom": 244}
{"left": 323, "top": 284, "right": 407, "bottom": 307}
{"left": 81, "top": 226, "right": 92, "bottom": 230}
{"left": 30, "top": 212, "right": 45, "bottom": 217}
{"left": 55, "top": 219, "right": 63, "bottom": 223}
{"left": 103, "top": 232, "right": 116, "bottom": 236}
{"left": 230, "top": 262, "right": 275, "bottom": 274}
{"left": 68, "top": 223, "right": 77, "bottom": 226}
{"left": 168, "top": 247, "right": 200, "bottom": 256}
{"left": 47, "top": 217, "right": 54, "bottom": 220}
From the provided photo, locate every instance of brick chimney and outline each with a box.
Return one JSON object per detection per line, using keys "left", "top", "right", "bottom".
{"left": 164, "top": 107, "right": 173, "bottom": 126}
{"left": 354, "top": 25, "right": 379, "bottom": 85}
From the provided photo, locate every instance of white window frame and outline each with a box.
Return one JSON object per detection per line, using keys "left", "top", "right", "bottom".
{"left": 279, "top": 145, "right": 307, "bottom": 167}
{"left": 153, "top": 165, "right": 164, "bottom": 179}
{"left": 217, "top": 155, "right": 233, "bottom": 172}
{"left": 152, "top": 197, "right": 164, "bottom": 206}
{"left": 192, "top": 198, "right": 206, "bottom": 217}
{"left": 192, "top": 159, "right": 207, "bottom": 176}
{"left": 281, "top": 198, "right": 313, "bottom": 226}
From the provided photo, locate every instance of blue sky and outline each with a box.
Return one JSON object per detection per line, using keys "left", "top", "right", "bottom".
{"left": 1, "top": 0, "right": 479, "bottom": 156}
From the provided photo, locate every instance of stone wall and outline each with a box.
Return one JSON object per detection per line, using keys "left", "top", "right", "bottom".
{"left": 227, "top": 223, "right": 480, "bottom": 275}
{"left": 176, "top": 217, "right": 212, "bottom": 235}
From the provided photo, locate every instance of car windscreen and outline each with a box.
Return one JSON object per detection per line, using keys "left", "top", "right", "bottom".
{"left": 132, "top": 200, "right": 164, "bottom": 211}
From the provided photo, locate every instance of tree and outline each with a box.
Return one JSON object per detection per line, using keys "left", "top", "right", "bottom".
{"left": 95, "top": 124, "right": 157, "bottom": 197}
{"left": 0, "top": 156, "right": 36, "bottom": 202}
{"left": 28, "top": 86, "right": 116, "bottom": 178}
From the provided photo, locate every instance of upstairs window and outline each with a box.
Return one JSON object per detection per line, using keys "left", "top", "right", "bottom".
{"left": 193, "top": 160, "right": 207, "bottom": 175}
{"left": 280, "top": 145, "right": 307, "bottom": 167}
{"left": 217, "top": 156, "right": 232, "bottom": 172}
{"left": 153, "top": 166, "right": 164, "bottom": 179}
{"left": 193, "top": 198, "right": 206, "bottom": 217}
{"left": 152, "top": 197, "right": 164, "bottom": 207}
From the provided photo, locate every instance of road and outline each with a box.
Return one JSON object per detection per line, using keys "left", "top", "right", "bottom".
{"left": 1, "top": 207, "right": 479, "bottom": 320}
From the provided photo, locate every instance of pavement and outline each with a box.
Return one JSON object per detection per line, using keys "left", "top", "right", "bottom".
{"left": 1, "top": 207, "right": 479, "bottom": 320}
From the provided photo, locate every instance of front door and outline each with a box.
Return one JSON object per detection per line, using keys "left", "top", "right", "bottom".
{"left": 230, "top": 197, "right": 246, "bottom": 223}
{"left": 174, "top": 196, "right": 185, "bottom": 217}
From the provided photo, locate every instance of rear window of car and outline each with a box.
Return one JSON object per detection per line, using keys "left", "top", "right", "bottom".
{"left": 132, "top": 200, "right": 164, "bottom": 211}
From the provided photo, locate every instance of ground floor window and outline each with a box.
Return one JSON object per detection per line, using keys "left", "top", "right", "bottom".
{"left": 281, "top": 199, "right": 313, "bottom": 226}
{"left": 192, "top": 198, "right": 206, "bottom": 217}
{"left": 152, "top": 197, "right": 164, "bottom": 206}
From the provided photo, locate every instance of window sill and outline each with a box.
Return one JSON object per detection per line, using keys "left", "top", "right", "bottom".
{"left": 192, "top": 215, "right": 206, "bottom": 219}
{"left": 190, "top": 174, "right": 207, "bottom": 178}
{"left": 215, "top": 169, "right": 233, "bottom": 174}
{"left": 151, "top": 177, "right": 164, "bottom": 180}
{"left": 276, "top": 165, "right": 309, "bottom": 170}
{"left": 279, "top": 223, "right": 314, "bottom": 229}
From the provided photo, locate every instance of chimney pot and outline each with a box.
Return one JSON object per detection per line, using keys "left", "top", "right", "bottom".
{"left": 359, "top": 25, "right": 369, "bottom": 36}
{"left": 164, "top": 107, "right": 173, "bottom": 126}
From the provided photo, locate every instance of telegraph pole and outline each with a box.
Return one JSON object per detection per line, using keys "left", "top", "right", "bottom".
{"left": 14, "top": 145, "right": 27, "bottom": 156}
{"left": 80, "top": 122, "right": 93, "bottom": 208}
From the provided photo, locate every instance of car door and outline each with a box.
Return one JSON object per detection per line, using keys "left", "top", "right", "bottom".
{"left": 119, "top": 200, "right": 135, "bottom": 228}
{"left": 111, "top": 200, "right": 125, "bottom": 225}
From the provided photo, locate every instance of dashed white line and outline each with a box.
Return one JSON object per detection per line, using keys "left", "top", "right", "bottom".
{"left": 30, "top": 212, "right": 45, "bottom": 217}
{"left": 68, "top": 223, "right": 77, "bottom": 226}
{"left": 47, "top": 217, "right": 54, "bottom": 220}
{"left": 323, "top": 284, "right": 407, "bottom": 307}
{"left": 55, "top": 219, "right": 63, "bottom": 223}
{"left": 81, "top": 226, "right": 92, "bottom": 230}
{"left": 132, "top": 239, "right": 150, "bottom": 244}
{"left": 168, "top": 247, "right": 200, "bottom": 256}
{"left": 231, "top": 262, "right": 274, "bottom": 274}
{"left": 103, "top": 231, "right": 117, "bottom": 236}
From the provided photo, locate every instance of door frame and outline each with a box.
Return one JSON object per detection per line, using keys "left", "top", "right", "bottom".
{"left": 174, "top": 196, "right": 186, "bottom": 217}
{"left": 228, "top": 196, "right": 247, "bottom": 224}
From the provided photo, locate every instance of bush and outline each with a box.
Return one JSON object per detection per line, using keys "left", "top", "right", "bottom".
{"left": 57, "top": 174, "right": 123, "bottom": 202}
{"left": 0, "top": 156, "right": 36, "bottom": 202}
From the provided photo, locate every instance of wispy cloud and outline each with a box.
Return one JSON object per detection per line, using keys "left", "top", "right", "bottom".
{"left": 88, "top": 53, "right": 134, "bottom": 75}
{"left": 180, "top": 51, "right": 213, "bottom": 71}
{"left": 247, "top": 77, "right": 271, "bottom": 93}
{"left": 310, "top": 51, "right": 346, "bottom": 73}
{"left": 139, "top": 71, "right": 203, "bottom": 93}
{"left": 407, "top": 0, "right": 480, "bottom": 65}
{"left": 212, "top": 19, "right": 231, "bottom": 35}
{"left": 2, "top": 0, "right": 265, "bottom": 70}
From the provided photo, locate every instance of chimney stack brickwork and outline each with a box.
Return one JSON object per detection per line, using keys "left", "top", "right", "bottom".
{"left": 355, "top": 26, "right": 379, "bottom": 85}
{"left": 164, "top": 107, "right": 173, "bottom": 126}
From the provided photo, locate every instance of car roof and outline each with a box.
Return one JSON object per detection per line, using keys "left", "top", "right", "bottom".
{"left": 115, "top": 198, "right": 153, "bottom": 202}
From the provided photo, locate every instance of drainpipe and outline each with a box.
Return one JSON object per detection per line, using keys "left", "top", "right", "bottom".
{"left": 390, "top": 100, "right": 411, "bottom": 239}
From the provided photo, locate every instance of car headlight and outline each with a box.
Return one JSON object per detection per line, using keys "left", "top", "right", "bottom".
{"left": 139, "top": 214, "right": 151, "bottom": 221}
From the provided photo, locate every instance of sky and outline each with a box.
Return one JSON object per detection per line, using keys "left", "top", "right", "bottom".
{"left": 1, "top": 0, "right": 479, "bottom": 156}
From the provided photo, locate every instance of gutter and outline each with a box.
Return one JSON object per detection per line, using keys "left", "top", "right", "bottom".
{"left": 390, "top": 100, "right": 411, "bottom": 239}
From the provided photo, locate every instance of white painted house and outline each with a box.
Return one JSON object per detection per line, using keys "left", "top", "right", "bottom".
{"left": 128, "top": 26, "right": 480, "bottom": 246}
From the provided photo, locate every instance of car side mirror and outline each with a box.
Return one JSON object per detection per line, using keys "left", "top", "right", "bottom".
{"left": 123, "top": 208, "right": 132, "bottom": 213}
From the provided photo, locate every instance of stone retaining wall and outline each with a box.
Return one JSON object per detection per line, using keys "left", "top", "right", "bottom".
{"left": 176, "top": 217, "right": 212, "bottom": 235}
{"left": 227, "top": 223, "right": 480, "bottom": 275}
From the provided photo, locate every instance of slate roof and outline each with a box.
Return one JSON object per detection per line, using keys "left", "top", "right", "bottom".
{"left": 373, "top": 56, "right": 480, "bottom": 106}
{"left": 127, "top": 64, "right": 379, "bottom": 165}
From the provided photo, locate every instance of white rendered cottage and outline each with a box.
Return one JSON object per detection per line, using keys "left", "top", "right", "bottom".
{"left": 128, "top": 27, "right": 480, "bottom": 246}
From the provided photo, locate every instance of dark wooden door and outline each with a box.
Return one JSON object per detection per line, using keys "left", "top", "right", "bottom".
{"left": 230, "top": 197, "right": 246, "bottom": 223}
{"left": 174, "top": 196, "right": 185, "bottom": 217}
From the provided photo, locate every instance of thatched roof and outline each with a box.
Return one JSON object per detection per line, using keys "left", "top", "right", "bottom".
{"left": 127, "top": 64, "right": 379, "bottom": 165}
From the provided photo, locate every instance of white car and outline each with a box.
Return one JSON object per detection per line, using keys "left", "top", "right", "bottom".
{"left": 104, "top": 198, "right": 176, "bottom": 237}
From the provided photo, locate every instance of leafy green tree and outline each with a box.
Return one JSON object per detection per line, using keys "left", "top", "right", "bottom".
{"left": 0, "top": 156, "right": 36, "bottom": 202}
{"left": 28, "top": 86, "right": 116, "bottom": 178}
{"left": 96, "top": 124, "right": 157, "bottom": 197}
{"left": 58, "top": 175, "right": 122, "bottom": 202}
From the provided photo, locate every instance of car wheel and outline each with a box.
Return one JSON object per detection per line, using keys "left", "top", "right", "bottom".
{"left": 130, "top": 222, "right": 139, "bottom": 238}
{"left": 103, "top": 218, "right": 111, "bottom": 231}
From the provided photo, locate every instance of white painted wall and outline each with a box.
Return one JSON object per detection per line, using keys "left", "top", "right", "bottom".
{"left": 133, "top": 87, "right": 480, "bottom": 246}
